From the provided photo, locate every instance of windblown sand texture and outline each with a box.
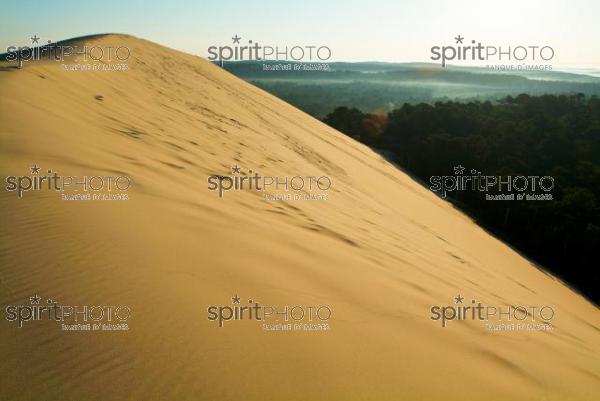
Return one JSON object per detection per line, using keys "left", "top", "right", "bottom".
{"left": 0, "top": 35, "right": 598, "bottom": 401}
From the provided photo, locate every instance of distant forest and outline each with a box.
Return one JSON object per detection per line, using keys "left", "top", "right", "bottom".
{"left": 323, "top": 94, "right": 600, "bottom": 304}
{"left": 224, "top": 61, "right": 600, "bottom": 118}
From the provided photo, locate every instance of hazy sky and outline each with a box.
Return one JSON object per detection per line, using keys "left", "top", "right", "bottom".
{"left": 1, "top": 0, "right": 599, "bottom": 66}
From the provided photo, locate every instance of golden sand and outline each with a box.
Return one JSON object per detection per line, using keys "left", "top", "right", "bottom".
{"left": 0, "top": 35, "right": 598, "bottom": 400}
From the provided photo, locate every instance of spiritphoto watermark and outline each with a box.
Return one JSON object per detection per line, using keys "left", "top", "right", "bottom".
{"left": 429, "top": 165, "right": 554, "bottom": 200}
{"left": 4, "top": 164, "right": 131, "bottom": 200}
{"left": 4, "top": 35, "right": 130, "bottom": 70}
{"left": 430, "top": 294, "right": 554, "bottom": 332}
{"left": 207, "top": 165, "right": 331, "bottom": 201}
{"left": 430, "top": 35, "right": 554, "bottom": 71}
{"left": 207, "top": 294, "right": 332, "bottom": 332}
{"left": 207, "top": 35, "right": 331, "bottom": 71}
{"left": 4, "top": 295, "right": 131, "bottom": 331}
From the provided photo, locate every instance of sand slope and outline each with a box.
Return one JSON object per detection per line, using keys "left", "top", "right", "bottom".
{"left": 0, "top": 35, "right": 599, "bottom": 401}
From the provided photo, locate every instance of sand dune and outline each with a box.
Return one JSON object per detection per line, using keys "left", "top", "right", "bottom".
{"left": 0, "top": 34, "right": 599, "bottom": 400}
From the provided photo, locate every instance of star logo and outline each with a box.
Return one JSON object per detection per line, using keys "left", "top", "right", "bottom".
{"left": 231, "top": 165, "right": 241, "bottom": 174}
{"left": 30, "top": 164, "right": 41, "bottom": 174}
{"left": 454, "top": 35, "right": 464, "bottom": 44}
{"left": 30, "top": 295, "right": 41, "bottom": 304}
{"left": 232, "top": 35, "right": 241, "bottom": 44}
{"left": 31, "top": 35, "right": 40, "bottom": 44}
{"left": 454, "top": 294, "right": 464, "bottom": 304}
{"left": 231, "top": 295, "right": 241, "bottom": 304}
{"left": 453, "top": 165, "right": 465, "bottom": 175}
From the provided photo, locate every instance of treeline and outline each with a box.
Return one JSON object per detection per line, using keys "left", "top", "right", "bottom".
{"left": 324, "top": 94, "right": 600, "bottom": 303}
{"left": 226, "top": 62, "right": 600, "bottom": 118}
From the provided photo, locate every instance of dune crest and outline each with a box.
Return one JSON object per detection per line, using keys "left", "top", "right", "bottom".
{"left": 0, "top": 34, "right": 598, "bottom": 400}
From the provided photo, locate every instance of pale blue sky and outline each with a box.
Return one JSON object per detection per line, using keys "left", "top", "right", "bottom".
{"left": 1, "top": 0, "right": 599, "bottom": 66}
